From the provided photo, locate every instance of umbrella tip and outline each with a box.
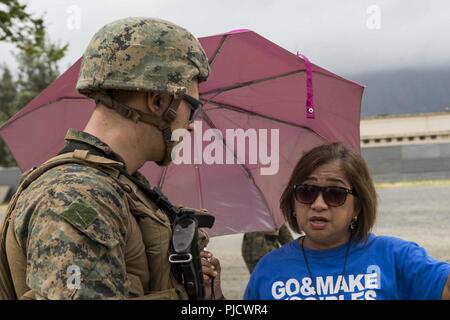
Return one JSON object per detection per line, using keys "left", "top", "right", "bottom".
{"left": 227, "top": 28, "right": 251, "bottom": 34}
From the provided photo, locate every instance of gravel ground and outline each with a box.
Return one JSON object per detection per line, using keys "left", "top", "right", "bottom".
{"left": 1, "top": 183, "right": 449, "bottom": 300}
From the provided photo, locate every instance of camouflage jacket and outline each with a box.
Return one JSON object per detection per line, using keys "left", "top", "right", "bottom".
{"left": 241, "top": 224, "right": 293, "bottom": 274}
{"left": 7, "top": 129, "right": 184, "bottom": 299}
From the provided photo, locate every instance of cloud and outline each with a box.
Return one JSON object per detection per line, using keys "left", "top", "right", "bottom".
{"left": 1, "top": 0, "right": 449, "bottom": 75}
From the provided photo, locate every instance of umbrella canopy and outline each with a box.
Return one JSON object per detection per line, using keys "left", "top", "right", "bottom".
{"left": 0, "top": 29, "right": 364, "bottom": 236}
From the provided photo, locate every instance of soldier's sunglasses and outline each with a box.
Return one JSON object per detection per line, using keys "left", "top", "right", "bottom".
{"left": 183, "top": 94, "right": 203, "bottom": 122}
{"left": 293, "top": 184, "right": 357, "bottom": 207}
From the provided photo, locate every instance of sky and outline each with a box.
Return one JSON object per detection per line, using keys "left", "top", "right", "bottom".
{"left": 1, "top": 0, "right": 450, "bottom": 78}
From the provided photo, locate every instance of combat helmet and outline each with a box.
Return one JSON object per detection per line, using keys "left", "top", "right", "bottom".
{"left": 76, "top": 17, "right": 210, "bottom": 165}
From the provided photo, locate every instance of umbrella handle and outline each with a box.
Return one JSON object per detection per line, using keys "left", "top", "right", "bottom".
{"left": 297, "top": 52, "right": 315, "bottom": 119}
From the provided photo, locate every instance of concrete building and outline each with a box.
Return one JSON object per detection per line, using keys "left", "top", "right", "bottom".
{"left": 360, "top": 111, "right": 450, "bottom": 182}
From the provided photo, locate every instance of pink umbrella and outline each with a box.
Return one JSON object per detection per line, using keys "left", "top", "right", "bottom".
{"left": 0, "top": 29, "right": 364, "bottom": 236}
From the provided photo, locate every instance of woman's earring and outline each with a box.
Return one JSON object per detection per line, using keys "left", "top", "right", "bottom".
{"left": 350, "top": 216, "right": 358, "bottom": 230}
{"left": 292, "top": 211, "right": 296, "bottom": 217}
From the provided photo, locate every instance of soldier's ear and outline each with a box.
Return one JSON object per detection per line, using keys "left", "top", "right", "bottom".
{"left": 146, "top": 92, "right": 162, "bottom": 114}
{"left": 146, "top": 92, "right": 172, "bottom": 115}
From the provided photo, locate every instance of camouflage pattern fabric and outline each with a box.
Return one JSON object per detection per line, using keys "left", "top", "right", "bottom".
{"left": 277, "top": 223, "right": 294, "bottom": 246}
{"left": 241, "top": 224, "right": 294, "bottom": 274}
{"left": 10, "top": 129, "right": 143, "bottom": 299}
{"left": 5, "top": 17, "right": 213, "bottom": 300}
{"left": 76, "top": 17, "right": 210, "bottom": 97}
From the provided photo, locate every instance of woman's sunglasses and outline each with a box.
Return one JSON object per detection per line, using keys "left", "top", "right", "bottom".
{"left": 183, "top": 94, "right": 203, "bottom": 122}
{"left": 293, "top": 184, "right": 357, "bottom": 207}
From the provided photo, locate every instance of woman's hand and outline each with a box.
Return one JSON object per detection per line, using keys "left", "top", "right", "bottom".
{"left": 201, "top": 250, "right": 224, "bottom": 300}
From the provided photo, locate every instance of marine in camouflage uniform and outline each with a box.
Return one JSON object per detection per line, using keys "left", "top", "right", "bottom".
{"left": 0, "top": 17, "right": 220, "bottom": 300}
{"left": 242, "top": 223, "right": 293, "bottom": 273}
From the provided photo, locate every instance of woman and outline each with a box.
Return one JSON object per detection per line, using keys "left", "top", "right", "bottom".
{"left": 243, "top": 143, "right": 450, "bottom": 300}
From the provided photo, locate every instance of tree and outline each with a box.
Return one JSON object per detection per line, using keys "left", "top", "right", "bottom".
{"left": 0, "top": 67, "right": 18, "bottom": 166}
{"left": 0, "top": 0, "right": 45, "bottom": 49}
{"left": 15, "top": 38, "right": 67, "bottom": 108}
{"left": 0, "top": 67, "right": 17, "bottom": 122}
{"left": 0, "top": 0, "right": 68, "bottom": 167}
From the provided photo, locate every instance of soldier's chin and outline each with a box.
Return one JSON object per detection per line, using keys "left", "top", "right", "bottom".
{"left": 156, "top": 158, "right": 172, "bottom": 167}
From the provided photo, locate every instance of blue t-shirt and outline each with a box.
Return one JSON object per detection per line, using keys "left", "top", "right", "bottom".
{"left": 243, "top": 234, "right": 450, "bottom": 300}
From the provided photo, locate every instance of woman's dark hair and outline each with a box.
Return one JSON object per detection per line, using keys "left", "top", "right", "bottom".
{"left": 280, "top": 143, "right": 378, "bottom": 242}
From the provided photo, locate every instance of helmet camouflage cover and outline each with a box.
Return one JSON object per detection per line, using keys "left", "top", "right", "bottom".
{"left": 76, "top": 17, "right": 210, "bottom": 97}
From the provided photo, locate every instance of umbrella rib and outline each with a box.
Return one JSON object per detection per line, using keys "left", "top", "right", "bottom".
{"left": 195, "top": 165, "right": 204, "bottom": 209}
{"left": 203, "top": 100, "right": 329, "bottom": 142}
{"left": 200, "top": 111, "right": 277, "bottom": 228}
{"left": 201, "top": 69, "right": 306, "bottom": 96}
{"left": 206, "top": 107, "right": 323, "bottom": 170}
{"left": 202, "top": 66, "right": 359, "bottom": 98}
{"left": 200, "top": 112, "right": 249, "bottom": 176}
{"left": 208, "top": 34, "right": 229, "bottom": 67}
{"left": 158, "top": 166, "right": 168, "bottom": 189}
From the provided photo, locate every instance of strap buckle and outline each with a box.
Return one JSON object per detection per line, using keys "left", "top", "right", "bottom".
{"left": 169, "top": 253, "right": 193, "bottom": 264}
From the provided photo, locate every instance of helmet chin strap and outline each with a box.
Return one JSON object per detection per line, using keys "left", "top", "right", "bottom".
{"left": 155, "top": 92, "right": 184, "bottom": 167}
{"left": 91, "top": 90, "right": 184, "bottom": 167}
